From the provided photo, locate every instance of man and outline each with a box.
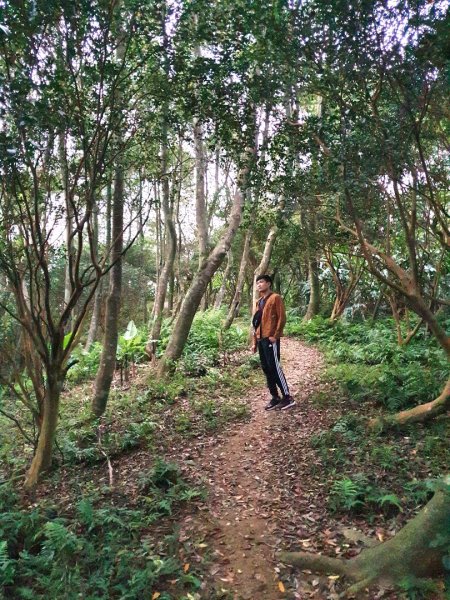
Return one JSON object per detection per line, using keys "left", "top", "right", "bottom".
{"left": 251, "top": 274, "right": 295, "bottom": 411}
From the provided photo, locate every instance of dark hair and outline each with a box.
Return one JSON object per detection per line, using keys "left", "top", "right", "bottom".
{"left": 256, "top": 274, "right": 272, "bottom": 285}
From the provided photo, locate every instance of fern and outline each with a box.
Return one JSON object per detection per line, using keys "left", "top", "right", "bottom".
{"left": 42, "top": 521, "right": 79, "bottom": 555}
{"left": 377, "top": 493, "right": 403, "bottom": 512}
{"left": 0, "top": 540, "right": 15, "bottom": 585}
{"left": 329, "top": 478, "right": 365, "bottom": 512}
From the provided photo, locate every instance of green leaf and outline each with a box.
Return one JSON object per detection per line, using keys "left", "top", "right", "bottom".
{"left": 123, "top": 321, "right": 138, "bottom": 341}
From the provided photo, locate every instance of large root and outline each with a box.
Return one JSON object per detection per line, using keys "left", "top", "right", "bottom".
{"left": 280, "top": 483, "right": 450, "bottom": 597}
{"left": 369, "top": 378, "right": 450, "bottom": 431}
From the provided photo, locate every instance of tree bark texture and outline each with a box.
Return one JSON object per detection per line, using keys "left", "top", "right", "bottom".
{"left": 280, "top": 483, "right": 450, "bottom": 597}
{"left": 194, "top": 118, "right": 208, "bottom": 267}
{"left": 252, "top": 224, "right": 278, "bottom": 305}
{"left": 24, "top": 372, "right": 63, "bottom": 488}
{"left": 158, "top": 159, "right": 250, "bottom": 374}
{"left": 146, "top": 128, "right": 177, "bottom": 359}
{"left": 92, "top": 165, "right": 124, "bottom": 417}
{"left": 303, "top": 256, "right": 320, "bottom": 321}
{"left": 214, "top": 250, "right": 233, "bottom": 310}
{"left": 224, "top": 226, "right": 253, "bottom": 329}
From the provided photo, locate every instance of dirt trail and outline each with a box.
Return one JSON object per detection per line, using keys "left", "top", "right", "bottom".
{"left": 188, "top": 338, "right": 329, "bottom": 599}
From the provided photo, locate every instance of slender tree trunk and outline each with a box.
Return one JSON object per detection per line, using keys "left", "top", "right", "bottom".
{"left": 59, "top": 132, "right": 73, "bottom": 329}
{"left": 214, "top": 250, "right": 233, "bottom": 310}
{"left": 280, "top": 482, "right": 450, "bottom": 598}
{"left": 85, "top": 196, "right": 101, "bottom": 351}
{"left": 146, "top": 129, "right": 178, "bottom": 358}
{"left": 224, "top": 226, "right": 252, "bottom": 329}
{"left": 152, "top": 184, "right": 162, "bottom": 321}
{"left": 24, "top": 370, "right": 63, "bottom": 488}
{"left": 303, "top": 256, "right": 320, "bottom": 321}
{"left": 158, "top": 159, "right": 250, "bottom": 375}
{"left": 252, "top": 224, "right": 278, "bottom": 305}
{"left": 371, "top": 291, "right": 383, "bottom": 321}
{"left": 167, "top": 271, "right": 175, "bottom": 314}
{"left": 92, "top": 165, "right": 124, "bottom": 417}
{"left": 194, "top": 118, "right": 208, "bottom": 267}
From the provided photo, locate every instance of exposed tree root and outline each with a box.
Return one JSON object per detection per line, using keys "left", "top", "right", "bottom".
{"left": 280, "top": 484, "right": 450, "bottom": 597}
{"left": 369, "top": 378, "right": 450, "bottom": 431}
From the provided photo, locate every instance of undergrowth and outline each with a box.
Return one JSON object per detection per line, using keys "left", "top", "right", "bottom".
{"left": 286, "top": 314, "right": 448, "bottom": 411}
{"left": 0, "top": 459, "right": 204, "bottom": 599}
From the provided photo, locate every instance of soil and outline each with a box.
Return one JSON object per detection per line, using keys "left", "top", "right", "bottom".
{"left": 176, "top": 338, "right": 400, "bottom": 600}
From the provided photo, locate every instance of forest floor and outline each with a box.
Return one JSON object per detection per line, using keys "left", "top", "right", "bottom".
{"left": 28, "top": 335, "right": 446, "bottom": 599}
{"left": 161, "top": 338, "right": 405, "bottom": 600}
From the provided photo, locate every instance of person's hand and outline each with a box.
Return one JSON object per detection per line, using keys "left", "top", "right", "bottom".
{"left": 268, "top": 336, "right": 277, "bottom": 343}
{"left": 251, "top": 343, "right": 257, "bottom": 354}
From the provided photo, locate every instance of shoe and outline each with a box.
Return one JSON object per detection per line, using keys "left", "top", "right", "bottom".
{"left": 277, "top": 396, "right": 296, "bottom": 410}
{"left": 265, "top": 397, "right": 281, "bottom": 411}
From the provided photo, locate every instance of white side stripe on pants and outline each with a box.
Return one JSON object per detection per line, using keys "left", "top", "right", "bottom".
{"left": 272, "top": 341, "right": 289, "bottom": 396}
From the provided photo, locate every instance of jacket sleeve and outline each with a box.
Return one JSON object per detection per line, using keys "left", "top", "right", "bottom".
{"left": 273, "top": 296, "right": 286, "bottom": 339}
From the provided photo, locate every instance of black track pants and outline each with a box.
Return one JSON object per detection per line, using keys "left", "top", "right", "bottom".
{"left": 257, "top": 338, "right": 290, "bottom": 398}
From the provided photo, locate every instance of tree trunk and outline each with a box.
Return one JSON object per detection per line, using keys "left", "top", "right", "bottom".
{"left": 194, "top": 117, "right": 208, "bottom": 267}
{"left": 252, "top": 224, "right": 278, "bottom": 305}
{"left": 92, "top": 165, "right": 124, "bottom": 417}
{"left": 146, "top": 128, "right": 177, "bottom": 359}
{"left": 85, "top": 280, "right": 103, "bottom": 351}
{"left": 85, "top": 195, "right": 102, "bottom": 351}
{"left": 24, "top": 372, "right": 62, "bottom": 489}
{"left": 59, "top": 132, "right": 73, "bottom": 329}
{"left": 280, "top": 482, "right": 450, "bottom": 597}
{"left": 158, "top": 160, "right": 250, "bottom": 375}
{"left": 224, "top": 226, "right": 252, "bottom": 329}
{"left": 214, "top": 249, "right": 233, "bottom": 310}
{"left": 303, "top": 256, "right": 320, "bottom": 321}
{"left": 369, "top": 378, "right": 450, "bottom": 430}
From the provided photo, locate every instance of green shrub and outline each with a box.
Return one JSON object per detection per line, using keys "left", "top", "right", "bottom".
{"left": 0, "top": 461, "right": 203, "bottom": 599}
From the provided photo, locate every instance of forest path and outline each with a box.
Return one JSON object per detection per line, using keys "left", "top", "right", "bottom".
{"left": 184, "top": 338, "right": 337, "bottom": 600}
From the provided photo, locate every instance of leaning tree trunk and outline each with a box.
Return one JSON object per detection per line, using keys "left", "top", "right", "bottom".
{"left": 24, "top": 370, "right": 63, "bottom": 489}
{"left": 280, "top": 482, "right": 450, "bottom": 598}
{"left": 224, "top": 225, "right": 252, "bottom": 329}
{"left": 214, "top": 249, "right": 233, "bottom": 310}
{"left": 158, "top": 161, "right": 249, "bottom": 375}
{"left": 303, "top": 256, "right": 320, "bottom": 321}
{"left": 252, "top": 224, "right": 278, "bottom": 305}
{"left": 92, "top": 164, "right": 124, "bottom": 417}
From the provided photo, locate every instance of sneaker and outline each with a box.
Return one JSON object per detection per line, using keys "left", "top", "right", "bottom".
{"left": 265, "top": 397, "right": 281, "bottom": 411}
{"left": 277, "top": 396, "right": 296, "bottom": 410}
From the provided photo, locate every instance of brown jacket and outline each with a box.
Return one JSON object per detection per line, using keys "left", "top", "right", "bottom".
{"left": 252, "top": 293, "right": 286, "bottom": 340}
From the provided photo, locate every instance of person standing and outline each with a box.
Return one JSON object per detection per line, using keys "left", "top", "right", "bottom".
{"left": 251, "top": 274, "right": 295, "bottom": 410}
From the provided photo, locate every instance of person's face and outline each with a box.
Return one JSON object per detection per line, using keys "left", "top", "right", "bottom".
{"left": 256, "top": 278, "right": 271, "bottom": 294}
